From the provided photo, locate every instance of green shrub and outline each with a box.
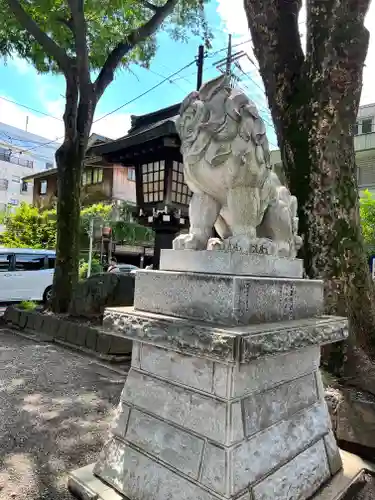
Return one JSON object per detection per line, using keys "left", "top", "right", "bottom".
{"left": 79, "top": 256, "right": 103, "bottom": 280}
{"left": 19, "top": 300, "right": 37, "bottom": 310}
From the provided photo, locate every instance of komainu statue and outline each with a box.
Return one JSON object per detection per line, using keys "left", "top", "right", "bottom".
{"left": 172, "top": 75, "right": 302, "bottom": 258}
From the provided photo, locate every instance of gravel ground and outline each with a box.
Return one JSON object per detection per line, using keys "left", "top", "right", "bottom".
{"left": 0, "top": 327, "right": 127, "bottom": 500}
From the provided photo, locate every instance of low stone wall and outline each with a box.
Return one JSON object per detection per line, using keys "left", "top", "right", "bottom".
{"left": 3, "top": 306, "right": 132, "bottom": 360}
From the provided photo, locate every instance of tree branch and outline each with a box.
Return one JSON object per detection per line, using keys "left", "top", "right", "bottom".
{"left": 67, "top": 0, "right": 91, "bottom": 89}
{"left": 58, "top": 16, "right": 74, "bottom": 33}
{"left": 5, "top": 0, "right": 70, "bottom": 75}
{"left": 139, "top": 0, "right": 160, "bottom": 12}
{"left": 94, "top": 0, "right": 178, "bottom": 99}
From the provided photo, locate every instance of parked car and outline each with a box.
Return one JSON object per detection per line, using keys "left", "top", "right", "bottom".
{"left": 107, "top": 263, "right": 139, "bottom": 275}
{"left": 0, "top": 248, "right": 56, "bottom": 303}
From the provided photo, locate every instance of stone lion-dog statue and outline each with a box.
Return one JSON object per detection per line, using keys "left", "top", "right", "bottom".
{"left": 172, "top": 75, "right": 302, "bottom": 258}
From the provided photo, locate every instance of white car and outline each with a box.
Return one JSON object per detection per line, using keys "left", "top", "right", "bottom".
{"left": 0, "top": 248, "right": 56, "bottom": 303}
{"left": 108, "top": 263, "right": 138, "bottom": 275}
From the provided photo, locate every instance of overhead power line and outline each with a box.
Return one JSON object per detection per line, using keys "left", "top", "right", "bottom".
{"left": 0, "top": 95, "right": 63, "bottom": 121}
{"left": 15, "top": 38, "right": 265, "bottom": 155}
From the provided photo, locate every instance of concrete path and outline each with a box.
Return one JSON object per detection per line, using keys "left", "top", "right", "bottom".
{"left": 0, "top": 327, "right": 127, "bottom": 500}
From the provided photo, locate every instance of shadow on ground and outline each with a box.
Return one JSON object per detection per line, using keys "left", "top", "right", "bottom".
{"left": 0, "top": 328, "right": 127, "bottom": 500}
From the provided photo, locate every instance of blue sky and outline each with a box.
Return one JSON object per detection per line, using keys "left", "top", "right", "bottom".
{"left": 0, "top": 0, "right": 374, "bottom": 153}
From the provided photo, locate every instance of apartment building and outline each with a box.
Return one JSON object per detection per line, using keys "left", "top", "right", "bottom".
{"left": 0, "top": 122, "right": 59, "bottom": 212}
{"left": 270, "top": 103, "right": 375, "bottom": 195}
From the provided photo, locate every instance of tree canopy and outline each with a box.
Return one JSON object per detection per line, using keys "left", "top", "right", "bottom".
{"left": 0, "top": 0, "right": 211, "bottom": 312}
{"left": 0, "top": 0, "right": 210, "bottom": 82}
{"left": 1, "top": 201, "right": 153, "bottom": 249}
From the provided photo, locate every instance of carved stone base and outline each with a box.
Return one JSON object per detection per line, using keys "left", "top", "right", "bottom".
{"left": 160, "top": 249, "right": 303, "bottom": 278}
{"left": 68, "top": 450, "right": 372, "bottom": 500}
{"left": 68, "top": 329, "right": 346, "bottom": 500}
{"left": 134, "top": 269, "right": 323, "bottom": 326}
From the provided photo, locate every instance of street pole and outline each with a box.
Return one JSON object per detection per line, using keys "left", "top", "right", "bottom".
{"left": 87, "top": 217, "right": 94, "bottom": 278}
{"left": 226, "top": 34, "right": 232, "bottom": 76}
{"left": 196, "top": 45, "right": 204, "bottom": 90}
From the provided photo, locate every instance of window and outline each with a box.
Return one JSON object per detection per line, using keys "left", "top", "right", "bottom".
{"left": 352, "top": 122, "right": 359, "bottom": 136}
{"left": 0, "top": 254, "right": 11, "bottom": 272}
{"left": 82, "top": 168, "right": 103, "bottom": 185}
{"left": 142, "top": 161, "right": 165, "bottom": 203}
{"left": 362, "top": 118, "right": 373, "bottom": 134}
{"left": 15, "top": 254, "right": 46, "bottom": 271}
{"left": 171, "top": 161, "right": 192, "bottom": 206}
{"left": 40, "top": 180, "right": 47, "bottom": 195}
{"left": 12, "top": 175, "right": 20, "bottom": 183}
{"left": 92, "top": 168, "right": 103, "bottom": 184}
{"left": 45, "top": 162, "right": 53, "bottom": 170}
{"left": 21, "top": 181, "right": 28, "bottom": 192}
{"left": 0, "top": 179, "right": 8, "bottom": 191}
{"left": 128, "top": 167, "right": 136, "bottom": 181}
{"left": 48, "top": 257, "right": 56, "bottom": 269}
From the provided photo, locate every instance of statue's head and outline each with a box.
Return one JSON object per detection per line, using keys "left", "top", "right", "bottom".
{"left": 176, "top": 75, "right": 270, "bottom": 169}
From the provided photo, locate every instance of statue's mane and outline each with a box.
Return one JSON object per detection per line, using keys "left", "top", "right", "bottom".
{"left": 177, "top": 76, "right": 271, "bottom": 169}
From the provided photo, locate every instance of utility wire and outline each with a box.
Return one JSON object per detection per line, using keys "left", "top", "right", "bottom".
{"left": 15, "top": 37, "right": 271, "bottom": 155}
{"left": 0, "top": 95, "right": 63, "bottom": 121}
{"left": 94, "top": 60, "right": 197, "bottom": 124}
{"left": 19, "top": 60, "right": 198, "bottom": 154}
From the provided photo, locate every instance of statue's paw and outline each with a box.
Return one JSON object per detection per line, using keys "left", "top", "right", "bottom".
{"left": 207, "top": 237, "right": 225, "bottom": 251}
{"left": 172, "top": 233, "right": 207, "bottom": 251}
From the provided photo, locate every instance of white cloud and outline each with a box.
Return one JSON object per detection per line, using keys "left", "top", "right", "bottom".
{"left": 8, "top": 55, "right": 30, "bottom": 75}
{"left": 0, "top": 94, "right": 64, "bottom": 141}
{"left": 0, "top": 92, "right": 131, "bottom": 153}
{"left": 92, "top": 111, "right": 132, "bottom": 139}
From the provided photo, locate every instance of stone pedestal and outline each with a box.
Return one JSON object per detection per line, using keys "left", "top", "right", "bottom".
{"left": 69, "top": 250, "right": 349, "bottom": 500}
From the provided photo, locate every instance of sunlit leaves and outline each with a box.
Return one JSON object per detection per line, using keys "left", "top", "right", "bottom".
{"left": 0, "top": 0, "right": 211, "bottom": 74}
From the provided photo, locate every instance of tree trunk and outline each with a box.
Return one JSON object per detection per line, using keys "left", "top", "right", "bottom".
{"left": 244, "top": 0, "right": 375, "bottom": 383}
{"left": 52, "top": 140, "right": 84, "bottom": 313}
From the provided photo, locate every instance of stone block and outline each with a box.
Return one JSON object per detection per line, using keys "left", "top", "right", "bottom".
{"left": 159, "top": 249, "right": 304, "bottom": 278}
{"left": 121, "top": 369, "right": 229, "bottom": 443}
{"left": 110, "top": 402, "right": 130, "bottom": 439}
{"left": 335, "top": 388, "right": 375, "bottom": 448}
{"left": 140, "top": 343, "right": 214, "bottom": 393}
{"left": 324, "top": 430, "right": 342, "bottom": 476}
{"left": 94, "top": 439, "right": 219, "bottom": 500}
{"left": 85, "top": 329, "right": 98, "bottom": 351}
{"left": 69, "top": 272, "right": 135, "bottom": 319}
{"left": 108, "top": 334, "right": 132, "bottom": 355}
{"left": 4, "top": 306, "right": 19, "bottom": 325}
{"left": 18, "top": 310, "right": 28, "bottom": 329}
{"left": 231, "top": 346, "right": 320, "bottom": 399}
{"left": 125, "top": 409, "right": 204, "bottom": 478}
{"left": 134, "top": 270, "right": 323, "bottom": 326}
{"left": 242, "top": 373, "right": 318, "bottom": 437}
{"left": 200, "top": 442, "right": 227, "bottom": 495}
{"left": 56, "top": 320, "right": 69, "bottom": 341}
{"left": 252, "top": 440, "right": 330, "bottom": 500}
{"left": 66, "top": 322, "right": 79, "bottom": 345}
{"left": 104, "top": 307, "right": 238, "bottom": 363}
{"left": 240, "top": 317, "right": 348, "bottom": 361}
{"left": 74, "top": 326, "right": 90, "bottom": 347}
{"left": 25, "top": 311, "right": 36, "bottom": 330}
{"left": 231, "top": 403, "right": 330, "bottom": 492}
{"left": 32, "top": 312, "right": 45, "bottom": 332}
{"left": 131, "top": 341, "right": 141, "bottom": 368}
{"left": 96, "top": 332, "right": 112, "bottom": 354}
{"left": 103, "top": 308, "right": 347, "bottom": 365}
{"left": 43, "top": 315, "right": 61, "bottom": 339}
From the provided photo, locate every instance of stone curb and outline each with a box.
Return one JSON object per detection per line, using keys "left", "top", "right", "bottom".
{"left": 3, "top": 305, "right": 132, "bottom": 362}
